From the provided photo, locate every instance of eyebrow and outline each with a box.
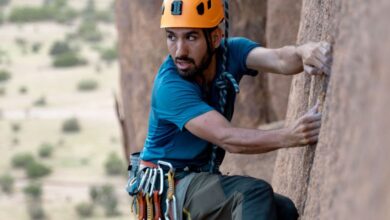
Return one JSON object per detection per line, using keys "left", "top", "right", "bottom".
{"left": 165, "top": 30, "right": 200, "bottom": 36}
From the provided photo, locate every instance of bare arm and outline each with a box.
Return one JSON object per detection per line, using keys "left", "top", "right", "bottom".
{"left": 246, "top": 42, "right": 332, "bottom": 75}
{"left": 185, "top": 105, "right": 322, "bottom": 154}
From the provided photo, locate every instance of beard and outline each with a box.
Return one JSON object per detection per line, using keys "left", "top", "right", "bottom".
{"left": 174, "top": 52, "right": 212, "bottom": 80}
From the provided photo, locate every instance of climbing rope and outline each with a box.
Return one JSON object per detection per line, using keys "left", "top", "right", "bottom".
{"left": 209, "top": 0, "right": 240, "bottom": 173}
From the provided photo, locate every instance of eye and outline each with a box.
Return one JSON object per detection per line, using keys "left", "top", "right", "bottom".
{"left": 187, "top": 35, "right": 197, "bottom": 41}
{"left": 167, "top": 33, "right": 176, "bottom": 41}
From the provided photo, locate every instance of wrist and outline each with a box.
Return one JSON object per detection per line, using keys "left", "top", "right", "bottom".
{"left": 277, "top": 127, "right": 293, "bottom": 149}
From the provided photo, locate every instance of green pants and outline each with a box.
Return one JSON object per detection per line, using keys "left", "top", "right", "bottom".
{"left": 181, "top": 173, "right": 298, "bottom": 220}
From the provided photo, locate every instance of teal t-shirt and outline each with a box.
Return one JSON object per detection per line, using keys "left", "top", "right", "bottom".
{"left": 141, "top": 37, "right": 259, "bottom": 168}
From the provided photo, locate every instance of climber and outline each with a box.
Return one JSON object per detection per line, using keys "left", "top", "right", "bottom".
{"left": 127, "top": 0, "right": 332, "bottom": 219}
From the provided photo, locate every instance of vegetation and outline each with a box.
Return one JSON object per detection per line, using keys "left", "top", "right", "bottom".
{"left": 0, "top": 173, "right": 14, "bottom": 194}
{"left": 77, "top": 20, "right": 103, "bottom": 43}
{"left": 81, "top": 0, "right": 114, "bottom": 23}
{"left": 0, "top": 69, "right": 11, "bottom": 82}
{"left": 12, "top": 137, "right": 19, "bottom": 145}
{"left": 89, "top": 186, "right": 99, "bottom": 203}
{"left": 26, "top": 161, "right": 52, "bottom": 179}
{"left": 38, "top": 143, "right": 54, "bottom": 158}
{"left": 0, "top": 10, "right": 4, "bottom": 25}
{"left": 24, "top": 182, "right": 46, "bottom": 219}
{"left": 23, "top": 182, "right": 42, "bottom": 199}
{"left": 77, "top": 79, "right": 98, "bottom": 91}
{"left": 27, "top": 203, "right": 46, "bottom": 220}
{"left": 91, "top": 184, "right": 120, "bottom": 216}
{"left": 104, "top": 152, "right": 124, "bottom": 176}
{"left": 33, "top": 96, "right": 47, "bottom": 107}
{"left": 52, "top": 52, "right": 87, "bottom": 68}
{"left": 8, "top": 6, "right": 54, "bottom": 23}
{"left": 11, "top": 122, "right": 21, "bottom": 132}
{"left": 49, "top": 40, "right": 73, "bottom": 56}
{"left": 14, "top": 37, "right": 28, "bottom": 54}
{"left": 100, "top": 47, "right": 117, "bottom": 64}
{"left": 0, "top": 49, "right": 9, "bottom": 64}
{"left": 11, "top": 152, "right": 35, "bottom": 168}
{"left": 19, "top": 85, "right": 28, "bottom": 94}
{"left": 8, "top": 0, "right": 77, "bottom": 24}
{"left": 49, "top": 40, "right": 87, "bottom": 68}
{"left": 75, "top": 202, "right": 94, "bottom": 218}
{"left": 0, "top": 0, "right": 11, "bottom": 7}
{"left": 62, "top": 117, "right": 81, "bottom": 133}
{"left": 31, "top": 42, "right": 42, "bottom": 53}
{"left": 0, "top": 87, "right": 5, "bottom": 96}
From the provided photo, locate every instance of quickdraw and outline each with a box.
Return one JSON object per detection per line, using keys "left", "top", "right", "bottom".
{"left": 158, "top": 161, "right": 178, "bottom": 220}
{"left": 128, "top": 159, "right": 177, "bottom": 220}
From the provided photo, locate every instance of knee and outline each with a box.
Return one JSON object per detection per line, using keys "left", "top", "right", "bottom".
{"left": 245, "top": 179, "right": 274, "bottom": 199}
{"left": 274, "top": 194, "right": 299, "bottom": 220}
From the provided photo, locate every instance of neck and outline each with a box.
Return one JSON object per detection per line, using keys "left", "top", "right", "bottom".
{"left": 196, "top": 54, "right": 217, "bottom": 85}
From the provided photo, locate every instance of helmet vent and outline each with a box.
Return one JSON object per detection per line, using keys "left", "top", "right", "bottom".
{"left": 197, "top": 2, "right": 205, "bottom": 15}
{"left": 207, "top": 0, "right": 211, "bottom": 9}
{"left": 171, "top": 0, "right": 183, "bottom": 15}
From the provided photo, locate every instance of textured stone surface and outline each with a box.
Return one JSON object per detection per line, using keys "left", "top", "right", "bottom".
{"left": 220, "top": 0, "right": 277, "bottom": 181}
{"left": 272, "top": 0, "right": 390, "bottom": 219}
{"left": 265, "top": 0, "right": 302, "bottom": 120}
{"left": 116, "top": 0, "right": 165, "bottom": 153}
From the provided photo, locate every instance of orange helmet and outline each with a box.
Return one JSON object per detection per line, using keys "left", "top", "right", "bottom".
{"left": 161, "top": 0, "right": 224, "bottom": 28}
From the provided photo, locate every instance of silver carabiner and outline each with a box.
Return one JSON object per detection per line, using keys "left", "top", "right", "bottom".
{"left": 143, "top": 168, "right": 153, "bottom": 196}
{"left": 164, "top": 195, "right": 178, "bottom": 220}
{"left": 137, "top": 168, "right": 149, "bottom": 191}
{"left": 148, "top": 168, "right": 157, "bottom": 196}
{"left": 157, "top": 160, "right": 174, "bottom": 172}
{"left": 157, "top": 167, "right": 164, "bottom": 195}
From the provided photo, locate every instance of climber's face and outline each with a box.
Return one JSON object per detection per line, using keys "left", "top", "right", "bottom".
{"left": 166, "top": 28, "right": 215, "bottom": 79}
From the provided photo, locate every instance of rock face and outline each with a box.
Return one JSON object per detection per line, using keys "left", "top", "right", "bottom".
{"left": 272, "top": 0, "right": 390, "bottom": 219}
{"left": 116, "top": 0, "right": 166, "bottom": 153}
{"left": 221, "top": 0, "right": 303, "bottom": 181}
{"left": 220, "top": 0, "right": 276, "bottom": 181}
{"left": 265, "top": 0, "right": 302, "bottom": 120}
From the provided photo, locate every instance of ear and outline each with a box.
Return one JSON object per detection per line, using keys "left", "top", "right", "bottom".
{"left": 211, "top": 28, "right": 223, "bottom": 49}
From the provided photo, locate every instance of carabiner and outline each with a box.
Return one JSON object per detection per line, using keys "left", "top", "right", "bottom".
{"left": 138, "top": 168, "right": 150, "bottom": 192}
{"left": 143, "top": 168, "right": 153, "bottom": 196}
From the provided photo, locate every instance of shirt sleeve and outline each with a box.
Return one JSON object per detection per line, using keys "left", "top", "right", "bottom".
{"left": 153, "top": 75, "right": 214, "bottom": 130}
{"left": 228, "top": 37, "right": 260, "bottom": 77}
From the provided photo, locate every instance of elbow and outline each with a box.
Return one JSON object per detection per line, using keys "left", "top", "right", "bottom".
{"left": 213, "top": 127, "right": 246, "bottom": 154}
{"left": 224, "top": 145, "right": 245, "bottom": 154}
{"left": 217, "top": 135, "right": 245, "bottom": 154}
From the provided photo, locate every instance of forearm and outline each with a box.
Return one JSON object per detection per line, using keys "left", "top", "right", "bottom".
{"left": 274, "top": 45, "right": 304, "bottom": 75}
{"left": 186, "top": 110, "right": 321, "bottom": 155}
{"left": 246, "top": 45, "right": 304, "bottom": 75}
{"left": 218, "top": 127, "right": 290, "bottom": 154}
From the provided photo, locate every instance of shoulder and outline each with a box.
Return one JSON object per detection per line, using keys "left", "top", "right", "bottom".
{"left": 226, "top": 37, "right": 261, "bottom": 50}
{"left": 220, "top": 37, "right": 261, "bottom": 77}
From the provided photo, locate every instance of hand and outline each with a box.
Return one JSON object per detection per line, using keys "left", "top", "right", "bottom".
{"left": 284, "top": 103, "right": 322, "bottom": 147}
{"left": 297, "top": 41, "right": 332, "bottom": 76}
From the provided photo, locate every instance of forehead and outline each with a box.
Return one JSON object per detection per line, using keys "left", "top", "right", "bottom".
{"left": 165, "top": 28, "right": 203, "bottom": 35}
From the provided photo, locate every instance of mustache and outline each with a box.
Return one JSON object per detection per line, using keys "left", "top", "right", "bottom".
{"left": 175, "top": 56, "right": 195, "bottom": 64}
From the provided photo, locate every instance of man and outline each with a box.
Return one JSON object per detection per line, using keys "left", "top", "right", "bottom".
{"left": 130, "top": 0, "right": 332, "bottom": 219}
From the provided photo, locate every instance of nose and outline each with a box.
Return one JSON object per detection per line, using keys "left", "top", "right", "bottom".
{"left": 175, "top": 39, "right": 188, "bottom": 58}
